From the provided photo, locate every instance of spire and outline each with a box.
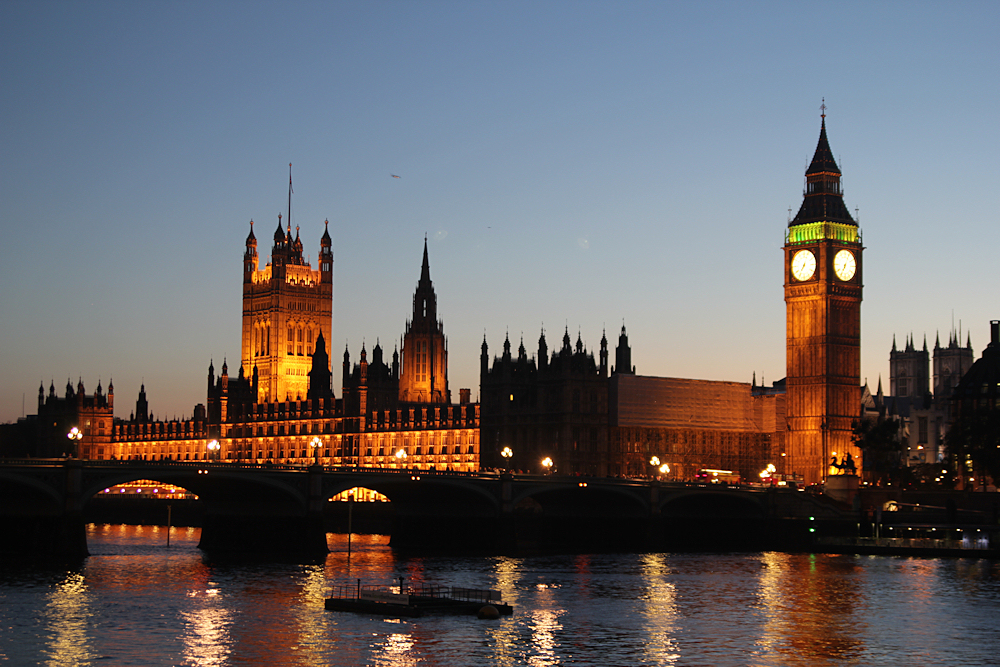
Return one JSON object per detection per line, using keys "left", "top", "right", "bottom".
{"left": 420, "top": 235, "right": 431, "bottom": 286}
{"left": 287, "top": 163, "right": 293, "bottom": 232}
{"left": 790, "top": 101, "right": 856, "bottom": 227}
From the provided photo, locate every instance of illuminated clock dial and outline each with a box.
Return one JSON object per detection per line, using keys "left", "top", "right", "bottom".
{"left": 791, "top": 249, "right": 816, "bottom": 281}
{"left": 833, "top": 249, "right": 856, "bottom": 281}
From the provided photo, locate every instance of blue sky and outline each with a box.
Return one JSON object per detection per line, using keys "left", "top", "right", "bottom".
{"left": 2, "top": 1, "right": 997, "bottom": 423}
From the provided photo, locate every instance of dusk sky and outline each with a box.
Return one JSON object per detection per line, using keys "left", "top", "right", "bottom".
{"left": 2, "top": 1, "right": 997, "bottom": 424}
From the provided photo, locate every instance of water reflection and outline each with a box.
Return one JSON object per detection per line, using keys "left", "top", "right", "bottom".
{"left": 43, "top": 572, "right": 96, "bottom": 667}
{"left": 6, "top": 527, "right": 1000, "bottom": 666}
{"left": 526, "top": 584, "right": 563, "bottom": 666}
{"left": 180, "top": 603, "right": 232, "bottom": 666}
{"left": 640, "top": 553, "right": 680, "bottom": 665}
{"left": 755, "top": 553, "right": 867, "bottom": 663}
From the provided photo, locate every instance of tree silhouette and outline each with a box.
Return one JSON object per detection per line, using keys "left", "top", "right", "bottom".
{"left": 852, "top": 417, "right": 904, "bottom": 485}
{"left": 945, "top": 410, "right": 1000, "bottom": 487}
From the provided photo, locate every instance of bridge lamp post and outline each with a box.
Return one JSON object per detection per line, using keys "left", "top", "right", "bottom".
{"left": 501, "top": 446, "right": 512, "bottom": 472}
{"left": 395, "top": 448, "right": 407, "bottom": 469}
{"left": 67, "top": 427, "right": 82, "bottom": 458}
{"left": 207, "top": 439, "right": 220, "bottom": 462}
{"left": 311, "top": 437, "right": 322, "bottom": 465}
{"left": 541, "top": 456, "right": 553, "bottom": 475}
{"left": 649, "top": 456, "right": 660, "bottom": 480}
{"left": 659, "top": 463, "right": 670, "bottom": 479}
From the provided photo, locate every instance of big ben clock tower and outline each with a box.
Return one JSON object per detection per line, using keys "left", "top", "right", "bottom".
{"left": 784, "top": 107, "right": 863, "bottom": 485}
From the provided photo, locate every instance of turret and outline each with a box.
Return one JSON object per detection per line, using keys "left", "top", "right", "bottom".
{"left": 538, "top": 329, "right": 548, "bottom": 370}
{"left": 320, "top": 219, "right": 333, "bottom": 283}
{"left": 614, "top": 324, "right": 634, "bottom": 375}
{"left": 599, "top": 329, "right": 608, "bottom": 376}
{"left": 481, "top": 336, "right": 489, "bottom": 377}
{"left": 244, "top": 220, "right": 258, "bottom": 282}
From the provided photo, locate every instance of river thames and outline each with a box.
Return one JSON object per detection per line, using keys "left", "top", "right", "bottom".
{"left": 2, "top": 524, "right": 999, "bottom": 666}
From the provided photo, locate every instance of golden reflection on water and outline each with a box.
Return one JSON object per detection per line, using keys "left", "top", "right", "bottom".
{"left": 43, "top": 572, "right": 96, "bottom": 667}
{"left": 488, "top": 557, "right": 524, "bottom": 667}
{"left": 180, "top": 603, "right": 232, "bottom": 666}
{"left": 370, "top": 631, "right": 418, "bottom": 667}
{"left": 755, "top": 552, "right": 867, "bottom": 663}
{"left": 526, "top": 584, "right": 563, "bottom": 667}
{"left": 640, "top": 553, "right": 680, "bottom": 665}
{"left": 293, "top": 565, "right": 334, "bottom": 667}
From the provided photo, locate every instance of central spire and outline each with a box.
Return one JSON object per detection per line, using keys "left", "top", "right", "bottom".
{"left": 790, "top": 103, "right": 856, "bottom": 227}
{"left": 419, "top": 234, "right": 431, "bottom": 286}
{"left": 287, "top": 163, "right": 293, "bottom": 233}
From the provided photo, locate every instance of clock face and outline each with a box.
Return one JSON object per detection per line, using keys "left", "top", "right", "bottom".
{"left": 791, "top": 249, "right": 816, "bottom": 281}
{"left": 833, "top": 249, "right": 857, "bottom": 281}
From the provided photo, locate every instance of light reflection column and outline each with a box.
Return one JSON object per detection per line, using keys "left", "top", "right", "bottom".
{"left": 42, "top": 572, "right": 97, "bottom": 667}
{"left": 640, "top": 553, "right": 680, "bottom": 665}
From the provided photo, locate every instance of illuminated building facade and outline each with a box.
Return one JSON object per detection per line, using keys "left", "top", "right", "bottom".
{"left": 241, "top": 193, "right": 333, "bottom": 404}
{"left": 610, "top": 375, "right": 783, "bottom": 481}
{"left": 783, "top": 111, "right": 864, "bottom": 484}
{"left": 103, "top": 233, "right": 479, "bottom": 471}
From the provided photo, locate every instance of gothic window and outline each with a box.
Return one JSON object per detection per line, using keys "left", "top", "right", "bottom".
{"left": 918, "top": 417, "right": 928, "bottom": 444}
{"left": 287, "top": 327, "right": 294, "bottom": 354}
{"left": 417, "top": 340, "right": 427, "bottom": 382}
{"left": 307, "top": 329, "right": 313, "bottom": 355}
{"left": 297, "top": 327, "right": 304, "bottom": 355}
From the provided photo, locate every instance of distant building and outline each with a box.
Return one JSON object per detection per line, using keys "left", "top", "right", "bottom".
{"left": 868, "top": 328, "right": 976, "bottom": 466}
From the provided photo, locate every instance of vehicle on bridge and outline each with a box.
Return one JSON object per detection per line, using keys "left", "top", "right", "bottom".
{"left": 695, "top": 469, "right": 741, "bottom": 485}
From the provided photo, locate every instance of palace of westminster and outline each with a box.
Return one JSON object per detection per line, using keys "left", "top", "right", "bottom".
{"left": 6, "top": 117, "right": 996, "bottom": 486}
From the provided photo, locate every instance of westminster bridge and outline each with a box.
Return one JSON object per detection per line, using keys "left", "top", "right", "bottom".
{"left": 0, "top": 459, "right": 851, "bottom": 560}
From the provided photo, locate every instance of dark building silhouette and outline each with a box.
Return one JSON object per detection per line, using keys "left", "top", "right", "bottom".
{"left": 949, "top": 320, "right": 1000, "bottom": 484}
{"left": 480, "top": 327, "right": 609, "bottom": 474}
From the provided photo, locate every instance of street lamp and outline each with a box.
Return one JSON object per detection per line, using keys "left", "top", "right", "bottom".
{"left": 311, "top": 437, "right": 322, "bottom": 465}
{"left": 541, "top": 456, "right": 553, "bottom": 474}
{"left": 501, "top": 446, "right": 512, "bottom": 472}
{"left": 67, "top": 427, "right": 82, "bottom": 458}
{"left": 207, "top": 439, "right": 220, "bottom": 461}
{"left": 395, "top": 448, "right": 407, "bottom": 468}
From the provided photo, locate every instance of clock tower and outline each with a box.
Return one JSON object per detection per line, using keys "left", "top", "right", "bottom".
{"left": 784, "top": 109, "right": 863, "bottom": 485}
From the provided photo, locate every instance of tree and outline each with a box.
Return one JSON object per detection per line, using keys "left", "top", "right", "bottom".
{"left": 945, "top": 410, "right": 1000, "bottom": 487}
{"left": 852, "top": 417, "right": 904, "bottom": 485}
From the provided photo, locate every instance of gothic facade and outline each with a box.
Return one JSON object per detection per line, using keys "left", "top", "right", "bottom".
{"left": 104, "top": 231, "right": 480, "bottom": 471}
